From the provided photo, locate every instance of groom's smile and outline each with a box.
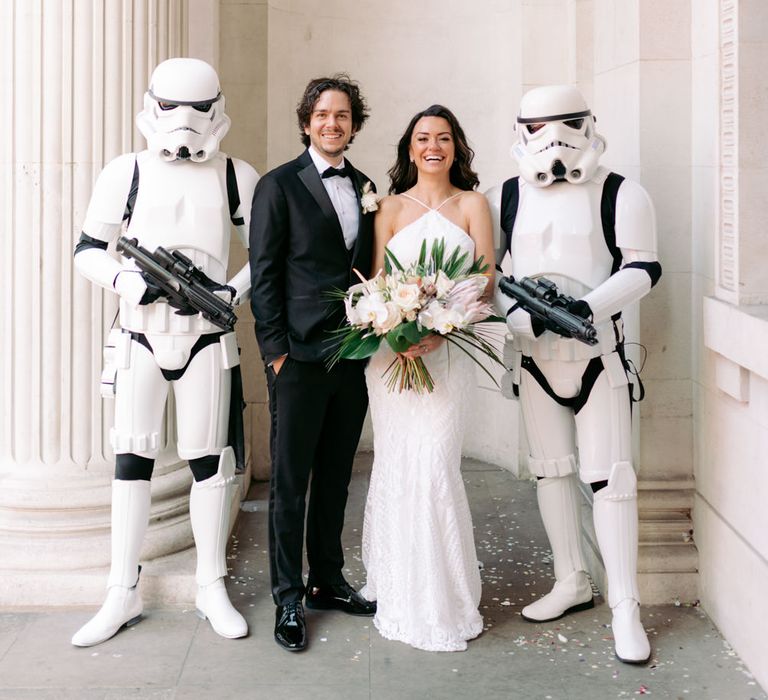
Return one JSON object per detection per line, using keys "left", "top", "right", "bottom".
{"left": 305, "top": 89, "right": 356, "bottom": 163}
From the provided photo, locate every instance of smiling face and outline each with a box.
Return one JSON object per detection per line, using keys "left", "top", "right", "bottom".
{"left": 408, "top": 116, "right": 455, "bottom": 176}
{"left": 304, "top": 89, "right": 355, "bottom": 163}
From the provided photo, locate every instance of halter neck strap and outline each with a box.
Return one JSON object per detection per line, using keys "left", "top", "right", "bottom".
{"left": 400, "top": 191, "right": 462, "bottom": 212}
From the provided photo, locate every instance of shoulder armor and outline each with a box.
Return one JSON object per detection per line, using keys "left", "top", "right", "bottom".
{"left": 82, "top": 153, "right": 138, "bottom": 228}
{"left": 615, "top": 178, "right": 657, "bottom": 253}
{"left": 231, "top": 158, "right": 259, "bottom": 217}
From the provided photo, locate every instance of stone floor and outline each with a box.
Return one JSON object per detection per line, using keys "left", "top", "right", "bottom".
{"left": 0, "top": 453, "right": 765, "bottom": 700}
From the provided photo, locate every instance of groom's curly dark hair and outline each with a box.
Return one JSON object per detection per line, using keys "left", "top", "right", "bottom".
{"left": 296, "top": 74, "right": 370, "bottom": 149}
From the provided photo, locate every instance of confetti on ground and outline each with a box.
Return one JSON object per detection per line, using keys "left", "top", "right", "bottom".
{"left": 213, "top": 457, "right": 768, "bottom": 700}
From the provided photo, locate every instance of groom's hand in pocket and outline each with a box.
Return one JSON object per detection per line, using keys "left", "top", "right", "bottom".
{"left": 271, "top": 354, "right": 288, "bottom": 375}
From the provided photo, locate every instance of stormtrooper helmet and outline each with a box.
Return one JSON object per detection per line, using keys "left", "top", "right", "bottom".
{"left": 136, "top": 58, "right": 230, "bottom": 162}
{"left": 511, "top": 85, "right": 606, "bottom": 187}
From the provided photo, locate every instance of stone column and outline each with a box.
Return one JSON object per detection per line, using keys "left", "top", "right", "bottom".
{"left": 0, "top": 0, "right": 195, "bottom": 605}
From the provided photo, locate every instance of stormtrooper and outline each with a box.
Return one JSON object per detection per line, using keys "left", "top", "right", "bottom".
{"left": 71, "top": 58, "right": 259, "bottom": 646}
{"left": 487, "top": 85, "right": 661, "bottom": 664}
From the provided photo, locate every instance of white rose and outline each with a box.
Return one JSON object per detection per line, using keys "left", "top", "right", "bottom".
{"left": 392, "top": 282, "right": 422, "bottom": 312}
{"left": 361, "top": 181, "right": 379, "bottom": 214}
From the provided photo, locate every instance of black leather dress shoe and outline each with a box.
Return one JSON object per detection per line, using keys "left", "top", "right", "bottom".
{"left": 274, "top": 602, "right": 307, "bottom": 651}
{"left": 305, "top": 582, "right": 376, "bottom": 616}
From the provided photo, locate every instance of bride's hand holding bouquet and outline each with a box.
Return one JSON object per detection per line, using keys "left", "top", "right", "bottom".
{"left": 327, "top": 237, "right": 504, "bottom": 393}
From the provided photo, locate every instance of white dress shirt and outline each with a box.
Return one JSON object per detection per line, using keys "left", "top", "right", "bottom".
{"left": 308, "top": 146, "right": 360, "bottom": 250}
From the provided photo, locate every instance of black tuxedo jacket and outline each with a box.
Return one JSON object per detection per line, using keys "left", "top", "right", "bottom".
{"left": 249, "top": 149, "right": 376, "bottom": 364}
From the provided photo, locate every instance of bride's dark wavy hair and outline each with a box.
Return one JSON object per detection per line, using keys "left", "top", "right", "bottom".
{"left": 388, "top": 105, "right": 479, "bottom": 195}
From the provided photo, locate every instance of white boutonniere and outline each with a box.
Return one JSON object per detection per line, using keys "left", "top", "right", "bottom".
{"left": 360, "top": 181, "right": 379, "bottom": 214}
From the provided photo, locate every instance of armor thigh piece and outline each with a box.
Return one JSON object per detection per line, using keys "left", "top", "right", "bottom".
{"left": 111, "top": 338, "right": 169, "bottom": 458}
{"left": 173, "top": 341, "right": 231, "bottom": 460}
{"left": 574, "top": 352, "right": 633, "bottom": 483}
{"left": 519, "top": 352, "right": 631, "bottom": 481}
{"left": 519, "top": 367, "right": 578, "bottom": 478}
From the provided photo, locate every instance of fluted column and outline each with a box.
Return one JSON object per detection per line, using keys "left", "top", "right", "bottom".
{"left": 0, "top": 0, "right": 192, "bottom": 604}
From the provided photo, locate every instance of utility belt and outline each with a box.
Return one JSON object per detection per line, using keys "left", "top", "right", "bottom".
{"left": 503, "top": 335, "right": 644, "bottom": 410}
{"left": 100, "top": 328, "right": 239, "bottom": 398}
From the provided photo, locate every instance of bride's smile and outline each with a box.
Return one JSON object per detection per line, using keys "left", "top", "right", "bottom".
{"left": 409, "top": 116, "right": 455, "bottom": 174}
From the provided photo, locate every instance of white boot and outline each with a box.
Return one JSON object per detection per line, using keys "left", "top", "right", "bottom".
{"left": 522, "top": 474, "right": 594, "bottom": 622}
{"left": 191, "top": 447, "right": 247, "bottom": 639}
{"left": 593, "top": 461, "right": 651, "bottom": 664}
{"left": 72, "top": 479, "right": 151, "bottom": 647}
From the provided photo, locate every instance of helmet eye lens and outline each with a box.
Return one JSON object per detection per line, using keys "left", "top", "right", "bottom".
{"left": 563, "top": 118, "right": 584, "bottom": 130}
{"left": 156, "top": 101, "right": 214, "bottom": 112}
{"left": 526, "top": 123, "right": 546, "bottom": 134}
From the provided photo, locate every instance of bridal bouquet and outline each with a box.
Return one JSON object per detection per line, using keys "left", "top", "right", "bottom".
{"left": 327, "top": 238, "right": 504, "bottom": 393}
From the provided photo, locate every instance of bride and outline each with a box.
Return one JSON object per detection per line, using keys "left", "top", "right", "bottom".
{"left": 361, "top": 105, "right": 495, "bottom": 651}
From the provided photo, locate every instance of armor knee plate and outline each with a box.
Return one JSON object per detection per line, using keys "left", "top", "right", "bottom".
{"left": 529, "top": 453, "right": 578, "bottom": 478}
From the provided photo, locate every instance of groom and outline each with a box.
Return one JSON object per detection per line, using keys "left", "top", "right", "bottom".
{"left": 249, "top": 74, "right": 377, "bottom": 652}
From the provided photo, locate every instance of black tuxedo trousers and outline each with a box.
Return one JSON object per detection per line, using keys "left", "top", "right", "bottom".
{"left": 249, "top": 150, "right": 376, "bottom": 604}
{"left": 266, "top": 357, "right": 367, "bottom": 603}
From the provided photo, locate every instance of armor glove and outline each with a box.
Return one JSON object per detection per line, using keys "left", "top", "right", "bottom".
{"left": 113, "top": 271, "right": 149, "bottom": 307}
{"left": 138, "top": 274, "right": 165, "bottom": 306}
{"left": 212, "top": 284, "right": 237, "bottom": 304}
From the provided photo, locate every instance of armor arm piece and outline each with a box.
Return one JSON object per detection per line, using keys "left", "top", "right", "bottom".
{"left": 226, "top": 263, "right": 251, "bottom": 306}
{"left": 225, "top": 158, "right": 260, "bottom": 304}
{"left": 582, "top": 178, "right": 661, "bottom": 324}
{"left": 230, "top": 158, "right": 260, "bottom": 243}
{"left": 74, "top": 244, "right": 126, "bottom": 292}
{"left": 581, "top": 250, "right": 660, "bottom": 324}
{"left": 74, "top": 153, "right": 138, "bottom": 291}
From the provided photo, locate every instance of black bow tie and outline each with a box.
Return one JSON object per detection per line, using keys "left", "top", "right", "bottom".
{"left": 321, "top": 165, "right": 350, "bottom": 179}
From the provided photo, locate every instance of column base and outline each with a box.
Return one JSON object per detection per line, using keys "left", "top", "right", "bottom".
{"left": 0, "top": 549, "right": 198, "bottom": 607}
{"left": 0, "top": 469, "right": 249, "bottom": 607}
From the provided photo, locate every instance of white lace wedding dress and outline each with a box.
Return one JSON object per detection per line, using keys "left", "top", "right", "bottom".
{"left": 361, "top": 195, "right": 483, "bottom": 652}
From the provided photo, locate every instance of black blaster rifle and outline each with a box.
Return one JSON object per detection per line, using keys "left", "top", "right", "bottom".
{"left": 116, "top": 236, "right": 238, "bottom": 332}
{"left": 499, "top": 275, "right": 598, "bottom": 346}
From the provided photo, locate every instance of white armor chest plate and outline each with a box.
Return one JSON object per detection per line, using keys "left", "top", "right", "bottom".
{"left": 511, "top": 181, "right": 613, "bottom": 298}
{"left": 510, "top": 180, "right": 618, "bottom": 360}
{"left": 120, "top": 153, "right": 231, "bottom": 335}
{"left": 127, "top": 154, "right": 230, "bottom": 275}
